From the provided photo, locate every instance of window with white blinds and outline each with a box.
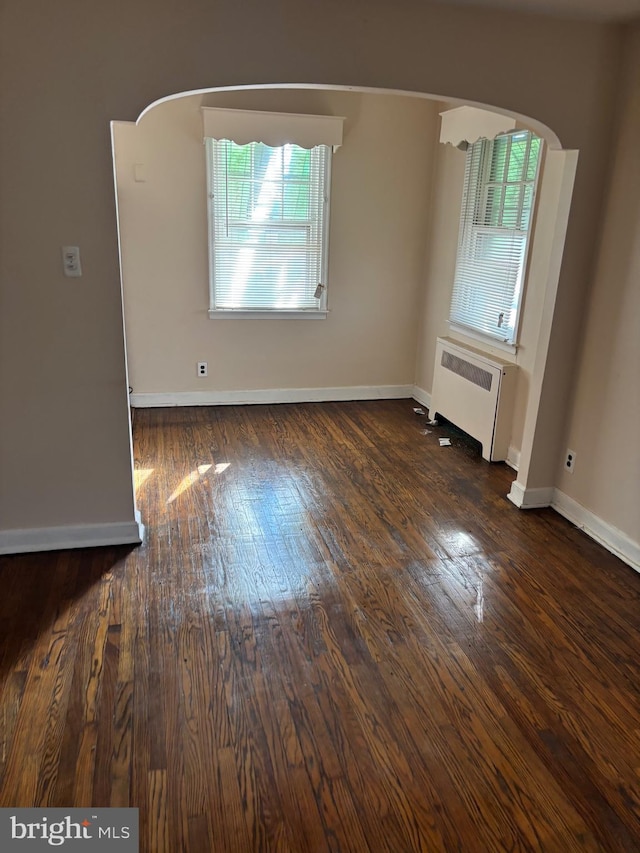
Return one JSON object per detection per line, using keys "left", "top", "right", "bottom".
{"left": 450, "top": 131, "right": 542, "bottom": 346}
{"left": 206, "top": 138, "right": 331, "bottom": 316}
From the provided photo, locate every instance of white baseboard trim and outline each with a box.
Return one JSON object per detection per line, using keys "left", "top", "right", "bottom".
{"left": 0, "top": 515, "right": 144, "bottom": 555}
{"left": 552, "top": 490, "right": 640, "bottom": 573}
{"left": 411, "top": 385, "right": 432, "bottom": 412}
{"left": 507, "top": 481, "right": 555, "bottom": 509}
{"left": 506, "top": 446, "right": 521, "bottom": 472}
{"left": 507, "top": 482, "right": 639, "bottom": 572}
{"left": 131, "top": 385, "right": 415, "bottom": 408}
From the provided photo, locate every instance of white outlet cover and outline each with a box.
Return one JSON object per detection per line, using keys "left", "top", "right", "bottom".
{"left": 62, "top": 245, "right": 82, "bottom": 277}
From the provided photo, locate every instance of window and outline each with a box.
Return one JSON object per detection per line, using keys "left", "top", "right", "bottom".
{"left": 206, "top": 138, "right": 331, "bottom": 317}
{"left": 450, "top": 130, "right": 542, "bottom": 346}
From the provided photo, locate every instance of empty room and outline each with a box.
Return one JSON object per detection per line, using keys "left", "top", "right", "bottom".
{"left": 1, "top": 0, "right": 639, "bottom": 850}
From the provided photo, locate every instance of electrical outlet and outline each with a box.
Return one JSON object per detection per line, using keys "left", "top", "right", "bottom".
{"left": 197, "top": 362, "right": 208, "bottom": 377}
{"left": 61, "top": 246, "right": 82, "bottom": 277}
{"left": 564, "top": 449, "right": 576, "bottom": 474}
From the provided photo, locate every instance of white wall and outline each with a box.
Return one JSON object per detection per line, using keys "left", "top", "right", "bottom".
{"left": 414, "top": 134, "right": 465, "bottom": 400}
{"left": 114, "top": 90, "right": 438, "bottom": 397}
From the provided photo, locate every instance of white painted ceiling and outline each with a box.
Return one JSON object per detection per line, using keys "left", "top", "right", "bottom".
{"left": 432, "top": 0, "right": 640, "bottom": 21}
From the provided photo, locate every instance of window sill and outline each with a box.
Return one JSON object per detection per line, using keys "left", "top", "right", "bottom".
{"left": 209, "top": 309, "right": 328, "bottom": 320}
{"left": 449, "top": 323, "right": 518, "bottom": 355}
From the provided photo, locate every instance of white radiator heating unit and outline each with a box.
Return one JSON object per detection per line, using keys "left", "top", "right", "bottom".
{"left": 429, "top": 337, "right": 517, "bottom": 462}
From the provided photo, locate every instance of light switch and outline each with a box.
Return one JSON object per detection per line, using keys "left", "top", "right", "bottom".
{"left": 62, "top": 246, "right": 82, "bottom": 277}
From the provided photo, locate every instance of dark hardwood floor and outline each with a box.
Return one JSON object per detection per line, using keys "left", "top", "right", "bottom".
{"left": 1, "top": 400, "right": 639, "bottom": 851}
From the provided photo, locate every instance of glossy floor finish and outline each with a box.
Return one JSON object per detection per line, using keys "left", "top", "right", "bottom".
{"left": 1, "top": 401, "right": 640, "bottom": 851}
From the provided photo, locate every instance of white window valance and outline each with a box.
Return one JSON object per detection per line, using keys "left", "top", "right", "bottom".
{"left": 440, "top": 106, "right": 516, "bottom": 148}
{"left": 202, "top": 107, "right": 345, "bottom": 151}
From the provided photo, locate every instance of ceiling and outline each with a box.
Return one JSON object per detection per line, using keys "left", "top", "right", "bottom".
{"left": 433, "top": 0, "right": 640, "bottom": 21}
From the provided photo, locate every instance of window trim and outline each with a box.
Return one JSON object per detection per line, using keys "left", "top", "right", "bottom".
{"left": 449, "top": 130, "right": 543, "bottom": 350}
{"left": 208, "top": 309, "right": 328, "bottom": 320}
{"left": 205, "top": 138, "right": 332, "bottom": 319}
{"left": 448, "top": 323, "right": 520, "bottom": 355}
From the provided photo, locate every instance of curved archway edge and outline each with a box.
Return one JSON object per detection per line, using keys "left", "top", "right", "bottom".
{"left": 135, "top": 83, "right": 563, "bottom": 150}
{"left": 117, "top": 82, "right": 577, "bottom": 510}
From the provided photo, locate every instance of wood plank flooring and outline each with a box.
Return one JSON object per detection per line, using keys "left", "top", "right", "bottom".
{"left": 1, "top": 400, "right": 640, "bottom": 851}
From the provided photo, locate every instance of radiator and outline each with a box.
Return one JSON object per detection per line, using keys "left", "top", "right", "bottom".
{"left": 429, "top": 337, "right": 517, "bottom": 462}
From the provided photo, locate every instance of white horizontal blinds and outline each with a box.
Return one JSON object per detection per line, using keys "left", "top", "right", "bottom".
{"left": 209, "top": 139, "right": 329, "bottom": 311}
{"left": 450, "top": 131, "right": 542, "bottom": 344}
